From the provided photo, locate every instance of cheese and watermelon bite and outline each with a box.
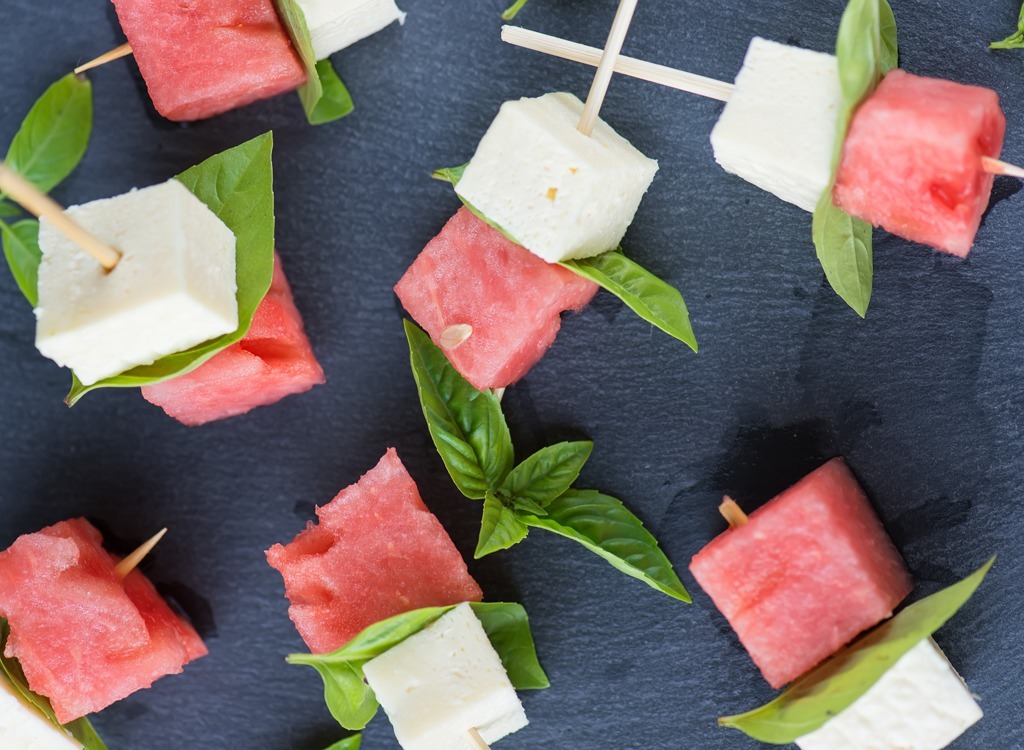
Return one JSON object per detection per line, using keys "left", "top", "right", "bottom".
{"left": 455, "top": 92, "right": 659, "bottom": 263}
{"left": 363, "top": 603, "right": 528, "bottom": 750}
{"left": 796, "top": 638, "right": 982, "bottom": 750}
{"left": 141, "top": 253, "right": 324, "bottom": 426}
{"left": 395, "top": 207, "right": 598, "bottom": 391}
{"left": 0, "top": 674, "right": 82, "bottom": 750}
{"left": 0, "top": 519, "right": 207, "bottom": 724}
{"left": 266, "top": 448, "right": 483, "bottom": 654}
{"left": 689, "top": 458, "right": 912, "bottom": 688}
{"left": 110, "top": 0, "right": 307, "bottom": 121}
{"left": 295, "top": 0, "right": 406, "bottom": 60}
{"left": 35, "top": 179, "right": 238, "bottom": 387}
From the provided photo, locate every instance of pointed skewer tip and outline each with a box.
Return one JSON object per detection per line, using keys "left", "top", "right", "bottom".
{"left": 115, "top": 527, "right": 168, "bottom": 578}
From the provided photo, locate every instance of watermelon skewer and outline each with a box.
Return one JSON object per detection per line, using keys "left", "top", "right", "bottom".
{"left": 73, "top": 43, "right": 133, "bottom": 75}
{"left": 114, "top": 528, "right": 167, "bottom": 578}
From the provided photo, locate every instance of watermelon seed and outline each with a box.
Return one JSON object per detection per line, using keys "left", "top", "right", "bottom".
{"left": 441, "top": 324, "right": 473, "bottom": 350}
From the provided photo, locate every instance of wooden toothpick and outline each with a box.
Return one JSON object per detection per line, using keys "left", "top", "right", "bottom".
{"left": 0, "top": 164, "right": 121, "bottom": 270}
{"left": 718, "top": 496, "right": 749, "bottom": 529}
{"left": 440, "top": 324, "right": 473, "bottom": 350}
{"left": 577, "top": 0, "right": 640, "bottom": 136}
{"left": 74, "top": 43, "right": 134, "bottom": 75}
{"left": 464, "top": 728, "right": 491, "bottom": 750}
{"left": 115, "top": 528, "right": 168, "bottom": 578}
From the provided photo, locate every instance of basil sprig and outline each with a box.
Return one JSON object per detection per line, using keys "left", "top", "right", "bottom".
{"left": 64, "top": 133, "right": 277, "bottom": 404}
{"left": 0, "top": 73, "right": 92, "bottom": 305}
{"left": 812, "top": 0, "right": 898, "bottom": 317}
{"left": 288, "top": 602, "right": 548, "bottom": 731}
{"left": 274, "top": 0, "right": 354, "bottom": 125}
{"left": 432, "top": 165, "right": 697, "bottom": 350}
{"left": 0, "top": 619, "right": 107, "bottom": 749}
{"left": 720, "top": 556, "right": 995, "bottom": 743}
{"left": 992, "top": 3, "right": 1024, "bottom": 49}
{"left": 406, "top": 321, "right": 689, "bottom": 601}
{"left": 502, "top": 0, "right": 531, "bottom": 20}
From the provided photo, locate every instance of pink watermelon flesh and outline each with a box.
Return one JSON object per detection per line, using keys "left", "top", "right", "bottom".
{"left": 111, "top": 0, "right": 307, "bottom": 121}
{"left": 141, "top": 253, "right": 325, "bottom": 426}
{"left": 689, "top": 458, "right": 912, "bottom": 689}
{"left": 0, "top": 519, "right": 207, "bottom": 723}
{"left": 394, "top": 207, "right": 598, "bottom": 391}
{"left": 266, "top": 448, "right": 483, "bottom": 654}
{"left": 834, "top": 70, "right": 1006, "bottom": 257}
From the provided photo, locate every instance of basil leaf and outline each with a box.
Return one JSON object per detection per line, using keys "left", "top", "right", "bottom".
{"left": 469, "top": 602, "right": 549, "bottom": 689}
{"left": 1, "top": 219, "right": 41, "bottom": 306}
{"left": 431, "top": 164, "right": 467, "bottom": 185}
{"left": 561, "top": 251, "right": 697, "bottom": 351}
{"left": 521, "top": 489, "right": 689, "bottom": 602}
{"left": 296, "top": 606, "right": 453, "bottom": 666}
{"left": 274, "top": 0, "right": 354, "bottom": 125}
{"left": 323, "top": 735, "right": 362, "bottom": 750}
{"left": 405, "top": 320, "right": 514, "bottom": 499}
{"left": 65, "top": 133, "right": 277, "bottom": 404}
{"left": 812, "top": 197, "right": 873, "bottom": 317}
{"left": 502, "top": 0, "right": 531, "bottom": 20}
{"left": 992, "top": 4, "right": 1024, "bottom": 49}
{"left": 0, "top": 619, "right": 107, "bottom": 749}
{"left": 476, "top": 491, "right": 529, "bottom": 558}
{"left": 2, "top": 73, "right": 92, "bottom": 197}
{"left": 501, "top": 441, "right": 593, "bottom": 508}
{"left": 0, "top": 201, "right": 21, "bottom": 218}
{"left": 720, "top": 556, "right": 995, "bottom": 743}
{"left": 307, "top": 660, "right": 378, "bottom": 731}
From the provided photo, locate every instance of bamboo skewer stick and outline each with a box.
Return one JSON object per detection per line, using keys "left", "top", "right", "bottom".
{"left": 74, "top": 43, "right": 134, "bottom": 75}
{"left": 719, "top": 496, "right": 749, "bottom": 529}
{"left": 115, "top": 528, "right": 168, "bottom": 578}
{"left": 577, "top": 0, "right": 640, "bottom": 136}
{"left": 463, "top": 728, "right": 491, "bottom": 750}
{"left": 0, "top": 164, "right": 121, "bottom": 270}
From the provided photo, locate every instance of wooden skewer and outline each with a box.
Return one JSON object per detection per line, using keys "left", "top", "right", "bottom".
{"left": 577, "top": 0, "right": 640, "bottom": 136}
{"left": 506, "top": 27, "right": 1021, "bottom": 178}
{"left": 464, "top": 728, "right": 491, "bottom": 750}
{"left": 115, "top": 528, "right": 168, "bottom": 578}
{"left": 718, "top": 496, "right": 749, "bottom": 529}
{"left": 0, "top": 164, "right": 121, "bottom": 270}
{"left": 74, "top": 43, "right": 134, "bottom": 75}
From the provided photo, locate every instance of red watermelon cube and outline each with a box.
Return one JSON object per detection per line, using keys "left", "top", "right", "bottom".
{"left": 689, "top": 458, "right": 912, "bottom": 688}
{"left": 266, "top": 448, "right": 483, "bottom": 654}
{"left": 141, "top": 253, "right": 325, "bottom": 426}
{"left": 834, "top": 70, "right": 1006, "bottom": 257}
{"left": 395, "top": 208, "right": 598, "bottom": 391}
{"left": 0, "top": 519, "right": 207, "bottom": 723}
{"left": 110, "top": 0, "right": 307, "bottom": 121}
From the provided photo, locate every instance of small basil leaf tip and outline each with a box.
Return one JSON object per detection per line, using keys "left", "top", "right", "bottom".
{"left": 992, "top": 3, "right": 1024, "bottom": 49}
{"left": 501, "top": 0, "right": 531, "bottom": 21}
{"left": 719, "top": 556, "right": 995, "bottom": 743}
{"left": 500, "top": 441, "right": 592, "bottom": 508}
{"left": 476, "top": 491, "right": 529, "bottom": 559}
{"left": 323, "top": 735, "right": 362, "bottom": 750}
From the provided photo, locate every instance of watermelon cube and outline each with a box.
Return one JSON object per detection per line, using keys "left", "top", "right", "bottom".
{"left": 0, "top": 519, "right": 207, "bottom": 724}
{"left": 689, "top": 458, "right": 912, "bottom": 688}
{"left": 834, "top": 70, "right": 1006, "bottom": 257}
{"left": 395, "top": 208, "right": 598, "bottom": 391}
{"left": 266, "top": 448, "right": 483, "bottom": 654}
{"left": 141, "top": 253, "right": 325, "bottom": 426}
{"left": 110, "top": 0, "right": 307, "bottom": 122}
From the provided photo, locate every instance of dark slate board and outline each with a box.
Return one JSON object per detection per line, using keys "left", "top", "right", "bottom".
{"left": 0, "top": 0, "right": 1021, "bottom": 748}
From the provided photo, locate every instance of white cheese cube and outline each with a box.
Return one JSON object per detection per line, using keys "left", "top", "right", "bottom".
{"left": 295, "top": 0, "right": 406, "bottom": 60}
{"left": 455, "top": 92, "right": 658, "bottom": 263}
{"left": 363, "top": 603, "right": 528, "bottom": 750}
{"left": 710, "top": 37, "right": 841, "bottom": 212}
{"left": 35, "top": 179, "right": 238, "bottom": 386}
{"left": 0, "top": 674, "right": 82, "bottom": 750}
{"left": 796, "top": 638, "right": 983, "bottom": 750}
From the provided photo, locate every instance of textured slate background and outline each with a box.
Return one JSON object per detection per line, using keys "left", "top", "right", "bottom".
{"left": 0, "top": 0, "right": 1022, "bottom": 748}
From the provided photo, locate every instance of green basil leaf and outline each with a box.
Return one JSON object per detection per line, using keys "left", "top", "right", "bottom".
{"left": 308, "top": 660, "right": 378, "bottom": 731}
{"left": 2, "top": 73, "right": 92, "bottom": 197}
{"left": 431, "top": 164, "right": 467, "bottom": 185}
{"left": 476, "top": 491, "right": 529, "bottom": 558}
{"left": 561, "top": 251, "right": 697, "bottom": 351}
{"left": 405, "top": 320, "right": 514, "bottom": 499}
{"left": 501, "top": 0, "right": 531, "bottom": 20}
{"left": 521, "top": 489, "right": 689, "bottom": 602}
{"left": 294, "top": 606, "right": 453, "bottom": 666}
{"left": 501, "top": 441, "right": 593, "bottom": 507}
{"left": 469, "top": 602, "right": 549, "bottom": 689}
{"left": 992, "top": 4, "right": 1024, "bottom": 49}
{"left": 1, "top": 219, "right": 41, "bottom": 306}
{"left": 274, "top": 0, "right": 354, "bottom": 125}
{"left": 323, "top": 735, "right": 362, "bottom": 750}
{"left": 0, "top": 201, "right": 22, "bottom": 218}
{"left": 720, "top": 556, "right": 995, "bottom": 743}
{"left": 0, "top": 619, "right": 107, "bottom": 749}
{"left": 812, "top": 197, "right": 873, "bottom": 318}
{"left": 511, "top": 496, "right": 547, "bottom": 516}
{"left": 65, "top": 132, "right": 276, "bottom": 404}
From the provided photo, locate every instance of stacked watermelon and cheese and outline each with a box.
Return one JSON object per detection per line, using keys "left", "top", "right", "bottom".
{"left": 710, "top": 37, "right": 1006, "bottom": 256}
{"left": 397, "top": 91, "right": 655, "bottom": 390}
{"left": 0, "top": 519, "right": 206, "bottom": 724}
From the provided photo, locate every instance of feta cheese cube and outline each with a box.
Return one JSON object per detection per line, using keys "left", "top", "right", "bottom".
{"left": 796, "top": 639, "right": 983, "bottom": 750}
{"left": 295, "top": 0, "right": 406, "bottom": 60}
{"left": 0, "top": 674, "right": 82, "bottom": 750}
{"left": 455, "top": 92, "right": 658, "bottom": 263}
{"left": 710, "top": 37, "right": 842, "bottom": 212}
{"left": 363, "top": 603, "right": 528, "bottom": 750}
{"left": 35, "top": 179, "right": 238, "bottom": 386}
